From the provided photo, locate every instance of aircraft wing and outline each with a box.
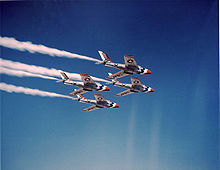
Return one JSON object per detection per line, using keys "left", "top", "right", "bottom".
{"left": 82, "top": 105, "right": 101, "bottom": 112}
{"left": 80, "top": 74, "right": 97, "bottom": 86}
{"left": 131, "top": 77, "right": 143, "bottom": 86}
{"left": 124, "top": 55, "right": 138, "bottom": 68}
{"left": 68, "top": 88, "right": 87, "bottom": 96}
{"left": 115, "top": 89, "right": 134, "bottom": 97}
{"left": 106, "top": 70, "right": 129, "bottom": 80}
{"left": 94, "top": 94, "right": 106, "bottom": 102}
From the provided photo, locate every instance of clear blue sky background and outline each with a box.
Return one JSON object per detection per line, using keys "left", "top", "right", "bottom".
{"left": 1, "top": 1, "right": 219, "bottom": 170}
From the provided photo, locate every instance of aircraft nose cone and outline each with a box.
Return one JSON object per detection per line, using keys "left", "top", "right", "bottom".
{"left": 104, "top": 86, "right": 110, "bottom": 91}
{"left": 114, "top": 104, "right": 119, "bottom": 108}
{"left": 150, "top": 88, "right": 154, "bottom": 92}
{"left": 147, "top": 70, "right": 151, "bottom": 74}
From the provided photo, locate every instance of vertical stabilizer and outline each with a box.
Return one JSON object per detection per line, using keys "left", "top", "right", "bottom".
{"left": 95, "top": 51, "right": 112, "bottom": 64}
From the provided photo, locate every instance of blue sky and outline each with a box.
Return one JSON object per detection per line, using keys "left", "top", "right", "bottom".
{"left": 1, "top": 1, "right": 219, "bottom": 170}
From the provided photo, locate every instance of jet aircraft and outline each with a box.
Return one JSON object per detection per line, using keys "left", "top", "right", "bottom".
{"left": 107, "top": 74, "right": 154, "bottom": 97}
{"left": 56, "top": 72, "right": 110, "bottom": 96}
{"left": 73, "top": 93, "right": 119, "bottom": 112}
{"left": 96, "top": 51, "right": 151, "bottom": 79}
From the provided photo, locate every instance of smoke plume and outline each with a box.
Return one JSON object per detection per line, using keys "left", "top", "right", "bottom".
{"left": 0, "top": 82, "right": 72, "bottom": 99}
{"left": 0, "top": 58, "right": 108, "bottom": 82}
{"left": 0, "top": 67, "right": 58, "bottom": 80}
{"left": 0, "top": 37, "right": 100, "bottom": 62}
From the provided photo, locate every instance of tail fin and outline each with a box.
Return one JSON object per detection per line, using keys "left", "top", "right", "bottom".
{"left": 78, "top": 94, "right": 86, "bottom": 99}
{"left": 72, "top": 93, "right": 86, "bottom": 101}
{"left": 56, "top": 72, "right": 70, "bottom": 83}
{"left": 106, "top": 73, "right": 120, "bottom": 84}
{"left": 95, "top": 51, "right": 112, "bottom": 64}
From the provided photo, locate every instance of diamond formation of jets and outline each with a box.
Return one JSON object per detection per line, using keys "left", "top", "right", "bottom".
{"left": 95, "top": 51, "right": 151, "bottom": 80}
{"left": 56, "top": 72, "right": 110, "bottom": 96}
{"left": 73, "top": 93, "right": 119, "bottom": 112}
{"left": 57, "top": 51, "right": 154, "bottom": 112}
{"left": 107, "top": 74, "right": 154, "bottom": 97}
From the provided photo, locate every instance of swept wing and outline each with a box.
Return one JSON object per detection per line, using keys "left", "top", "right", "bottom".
{"left": 115, "top": 89, "right": 134, "bottom": 97}
{"left": 68, "top": 88, "right": 88, "bottom": 96}
{"left": 131, "top": 77, "right": 143, "bottom": 86}
{"left": 82, "top": 105, "right": 101, "bottom": 112}
{"left": 106, "top": 70, "right": 129, "bottom": 80}
{"left": 124, "top": 55, "right": 138, "bottom": 68}
{"left": 80, "top": 74, "right": 97, "bottom": 86}
{"left": 94, "top": 94, "right": 106, "bottom": 102}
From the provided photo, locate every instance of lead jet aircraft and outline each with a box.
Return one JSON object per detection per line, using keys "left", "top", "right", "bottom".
{"left": 95, "top": 51, "right": 151, "bottom": 80}
{"left": 56, "top": 72, "right": 110, "bottom": 96}
{"left": 107, "top": 74, "right": 154, "bottom": 97}
{"left": 73, "top": 93, "right": 119, "bottom": 112}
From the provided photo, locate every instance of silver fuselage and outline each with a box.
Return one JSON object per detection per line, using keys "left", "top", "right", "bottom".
{"left": 105, "top": 62, "right": 149, "bottom": 75}
{"left": 77, "top": 98, "right": 118, "bottom": 108}
{"left": 113, "top": 82, "right": 152, "bottom": 93}
{"left": 63, "top": 79, "right": 107, "bottom": 91}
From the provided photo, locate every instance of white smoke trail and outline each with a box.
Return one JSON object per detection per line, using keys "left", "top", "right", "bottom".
{"left": 0, "top": 37, "right": 100, "bottom": 62}
{"left": 0, "top": 82, "right": 72, "bottom": 99}
{"left": 0, "top": 67, "right": 58, "bottom": 80}
{"left": 0, "top": 58, "right": 109, "bottom": 82}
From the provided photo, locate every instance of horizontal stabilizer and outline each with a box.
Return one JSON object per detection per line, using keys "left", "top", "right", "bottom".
{"left": 72, "top": 93, "right": 86, "bottom": 100}
{"left": 95, "top": 61, "right": 105, "bottom": 64}
{"left": 56, "top": 79, "right": 64, "bottom": 83}
{"left": 106, "top": 73, "right": 120, "bottom": 84}
{"left": 106, "top": 81, "right": 113, "bottom": 85}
